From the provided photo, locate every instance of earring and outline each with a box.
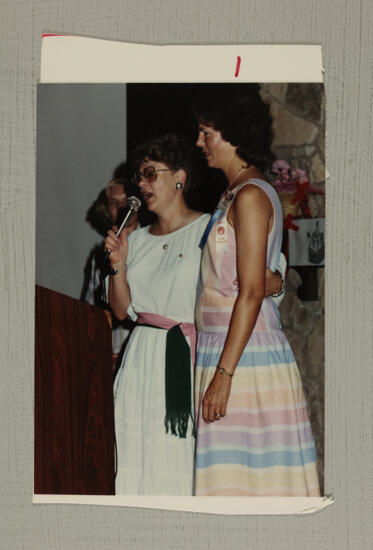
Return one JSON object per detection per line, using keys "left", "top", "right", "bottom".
{"left": 176, "top": 182, "right": 183, "bottom": 190}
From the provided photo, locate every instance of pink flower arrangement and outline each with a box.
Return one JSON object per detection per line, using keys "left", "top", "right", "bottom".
{"left": 271, "top": 160, "right": 323, "bottom": 195}
{"left": 272, "top": 160, "right": 294, "bottom": 192}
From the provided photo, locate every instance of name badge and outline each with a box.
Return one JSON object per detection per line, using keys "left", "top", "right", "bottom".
{"left": 216, "top": 220, "right": 228, "bottom": 244}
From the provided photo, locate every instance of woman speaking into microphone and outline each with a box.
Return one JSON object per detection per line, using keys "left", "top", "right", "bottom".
{"left": 105, "top": 134, "right": 210, "bottom": 496}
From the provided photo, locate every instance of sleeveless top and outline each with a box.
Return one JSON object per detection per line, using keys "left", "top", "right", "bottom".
{"left": 195, "top": 178, "right": 283, "bottom": 334}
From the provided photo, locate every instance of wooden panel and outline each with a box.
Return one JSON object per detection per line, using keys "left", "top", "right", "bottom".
{"left": 34, "top": 285, "right": 115, "bottom": 494}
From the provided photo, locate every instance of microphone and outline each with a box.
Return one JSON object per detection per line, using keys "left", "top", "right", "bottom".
{"left": 105, "top": 195, "right": 141, "bottom": 260}
{"left": 114, "top": 195, "right": 141, "bottom": 236}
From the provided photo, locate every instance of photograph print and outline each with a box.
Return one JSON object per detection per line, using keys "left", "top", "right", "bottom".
{"left": 35, "top": 82, "right": 325, "bottom": 497}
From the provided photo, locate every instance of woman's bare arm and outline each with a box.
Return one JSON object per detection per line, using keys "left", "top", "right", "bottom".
{"left": 105, "top": 227, "right": 132, "bottom": 320}
{"left": 202, "top": 185, "right": 273, "bottom": 422}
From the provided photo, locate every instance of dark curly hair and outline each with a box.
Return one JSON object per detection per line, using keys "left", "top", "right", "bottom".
{"left": 132, "top": 133, "right": 201, "bottom": 198}
{"left": 193, "top": 84, "right": 274, "bottom": 172}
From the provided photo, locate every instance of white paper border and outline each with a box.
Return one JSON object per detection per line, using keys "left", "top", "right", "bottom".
{"left": 33, "top": 494, "right": 333, "bottom": 515}
{"left": 40, "top": 36, "right": 323, "bottom": 83}
{"left": 37, "top": 36, "right": 327, "bottom": 514}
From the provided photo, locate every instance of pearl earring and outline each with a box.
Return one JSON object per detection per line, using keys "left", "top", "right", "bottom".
{"left": 176, "top": 182, "right": 182, "bottom": 190}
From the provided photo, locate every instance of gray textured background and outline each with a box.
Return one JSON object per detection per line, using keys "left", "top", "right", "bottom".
{"left": 1, "top": 1, "right": 372, "bottom": 549}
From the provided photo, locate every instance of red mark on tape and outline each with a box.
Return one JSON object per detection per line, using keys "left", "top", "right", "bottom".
{"left": 234, "top": 56, "right": 241, "bottom": 77}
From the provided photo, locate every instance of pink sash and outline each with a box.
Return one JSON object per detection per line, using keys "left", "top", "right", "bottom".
{"left": 136, "top": 312, "right": 197, "bottom": 366}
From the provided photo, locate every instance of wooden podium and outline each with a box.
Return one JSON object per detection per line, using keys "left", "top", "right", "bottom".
{"left": 34, "top": 285, "right": 115, "bottom": 494}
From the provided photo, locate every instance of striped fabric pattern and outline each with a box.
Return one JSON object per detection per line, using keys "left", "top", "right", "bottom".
{"left": 194, "top": 180, "right": 320, "bottom": 496}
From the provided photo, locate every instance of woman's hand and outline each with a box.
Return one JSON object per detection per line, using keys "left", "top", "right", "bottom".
{"left": 104, "top": 226, "right": 130, "bottom": 272}
{"left": 265, "top": 268, "right": 283, "bottom": 297}
{"left": 202, "top": 369, "right": 232, "bottom": 423}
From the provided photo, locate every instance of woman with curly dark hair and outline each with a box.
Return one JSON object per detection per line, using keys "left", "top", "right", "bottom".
{"left": 193, "top": 86, "right": 320, "bottom": 496}
{"left": 105, "top": 134, "right": 210, "bottom": 495}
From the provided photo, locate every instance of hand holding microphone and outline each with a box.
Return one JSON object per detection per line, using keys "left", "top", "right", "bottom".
{"left": 104, "top": 196, "right": 141, "bottom": 273}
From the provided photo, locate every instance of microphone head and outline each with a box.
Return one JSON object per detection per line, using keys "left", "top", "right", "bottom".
{"left": 127, "top": 195, "right": 141, "bottom": 212}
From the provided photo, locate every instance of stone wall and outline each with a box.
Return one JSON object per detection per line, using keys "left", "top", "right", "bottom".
{"left": 260, "top": 84, "right": 325, "bottom": 492}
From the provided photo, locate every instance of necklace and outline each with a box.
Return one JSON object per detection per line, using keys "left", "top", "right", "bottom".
{"left": 221, "top": 168, "right": 249, "bottom": 201}
{"left": 232, "top": 167, "right": 247, "bottom": 183}
{"left": 228, "top": 167, "right": 248, "bottom": 190}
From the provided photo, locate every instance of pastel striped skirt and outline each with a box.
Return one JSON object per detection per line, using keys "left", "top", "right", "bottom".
{"left": 194, "top": 330, "right": 320, "bottom": 496}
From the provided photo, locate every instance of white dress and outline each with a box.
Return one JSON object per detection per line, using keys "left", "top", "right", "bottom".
{"left": 114, "top": 214, "right": 210, "bottom": 495}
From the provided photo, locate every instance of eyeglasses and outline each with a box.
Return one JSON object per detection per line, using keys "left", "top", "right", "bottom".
{"left": 135, "top": 166, "right": 173, "bottom": 184}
